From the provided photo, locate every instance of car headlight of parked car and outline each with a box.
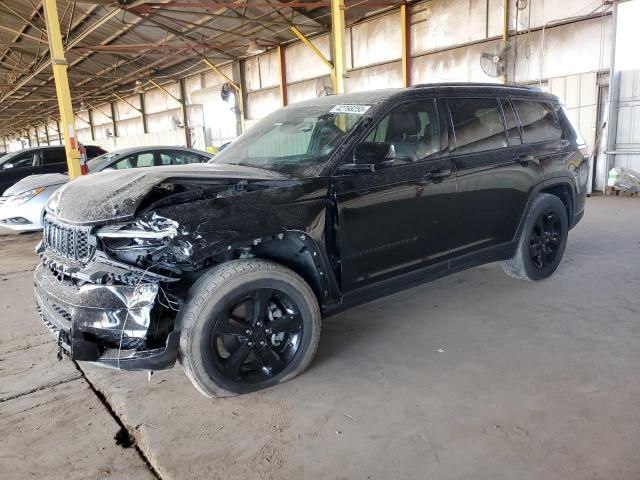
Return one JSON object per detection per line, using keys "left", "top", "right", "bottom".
{"left": 8, "top": 187, "right": 46, "bottom": 207}
{"left": 95, "top": 214, "right": 179, "bottom": 251}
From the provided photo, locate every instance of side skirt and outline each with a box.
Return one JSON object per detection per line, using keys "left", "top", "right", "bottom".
{"left": 325, "top": 240, "right": 518, "bottom": 317}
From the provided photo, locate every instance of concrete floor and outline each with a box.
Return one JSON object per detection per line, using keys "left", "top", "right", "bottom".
{"left": 1, "top": 196, "right": 639, "bottom": 480}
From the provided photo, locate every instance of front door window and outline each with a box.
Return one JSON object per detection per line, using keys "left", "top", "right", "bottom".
{"left": 363, "top": 99, "right": 441, "bottom": 164}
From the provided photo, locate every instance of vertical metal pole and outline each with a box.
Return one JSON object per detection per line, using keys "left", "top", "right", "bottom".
{"left": 87, "top": 109, "right": 96, "bottom": 141}
{"left": 56, "top": 120, "right": 62, "bottom": 144}
{"left": 179, "top": 78, "right": 191, "bottom": 147}
{"left": 330, "top": 0, "right": 346, "bottom": 94}
{"left": 604, "top": 0, "right": 620, "bottom": 191}
{"left": 278, "top": 45, "right": 288, "bottom": 107}
{"left": 44, "top": 123, "right": 50, "bottom": 145}
{"left": 43, "top": 0, "right": 82, "bottom": 178}
{"left": 502, "top": 0, "right": 509, "bottom": 84}
{"left": 139, "top": 93, "right": 148, "bottom": 134}
{"left": 401, "top": 3, "right": 411, "bottom": 88}
{"left": 109, "top": 102, "right": 118, "bottom": 138}
{"left": 232, "top": 61, "right": 246, "bottom": 135}
{"left": 34, "top": 126, "right": 40, "bottom": 146}
{"left": 202, "top": 58, "right": 245, "bottom": 134}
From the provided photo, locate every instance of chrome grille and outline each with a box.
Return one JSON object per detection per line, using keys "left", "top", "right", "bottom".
{"left": 43, "top": 218, "right": 93, "bottom": 262}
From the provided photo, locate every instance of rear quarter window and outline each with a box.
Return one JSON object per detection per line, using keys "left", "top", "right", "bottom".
{"left": 512, "top": 100, "right": 563, "bottom": 143}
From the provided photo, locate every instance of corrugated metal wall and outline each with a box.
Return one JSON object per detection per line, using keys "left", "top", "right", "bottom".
{"left": 614, "top": 70, "right": 640, "bottom": 171}
{"left": 4, "top": 0, "right": 616, "bottom": 161}
{"left": 549, "top": 72, "right": 600, "bottom": 192}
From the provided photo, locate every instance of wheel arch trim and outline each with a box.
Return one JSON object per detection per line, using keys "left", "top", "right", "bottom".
{"left": 515, "top": 176, "right": 576, "bottom": 240}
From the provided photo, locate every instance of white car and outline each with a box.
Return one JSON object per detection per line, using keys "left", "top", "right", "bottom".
{"left": 0, "top": 146, "right": 212, "bottom": 231}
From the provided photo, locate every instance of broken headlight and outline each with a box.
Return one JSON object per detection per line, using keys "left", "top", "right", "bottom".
{"left": 96, "top": 214, "right": 178, "bottom": 252}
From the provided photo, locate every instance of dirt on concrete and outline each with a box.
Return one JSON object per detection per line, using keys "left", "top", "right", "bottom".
{"left": 0, "top": 230, "right": 156, "bottom": 480}
{"left": 1, "top": 196, "right": 640, "bottom": 480}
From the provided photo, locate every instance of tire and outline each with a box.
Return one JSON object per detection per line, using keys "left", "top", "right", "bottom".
{"left": 178, "top": 259, "right": 321, "bottom": 398}
{"left": 501, "top": 193, "right": 568, "bottom": 281}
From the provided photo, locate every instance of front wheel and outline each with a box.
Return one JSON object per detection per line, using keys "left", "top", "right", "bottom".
{"left": 502, "top": 193, "right": 568, "bottom": 281}
{"left": 178, "top": 259, "right": 321, "bottom": 397}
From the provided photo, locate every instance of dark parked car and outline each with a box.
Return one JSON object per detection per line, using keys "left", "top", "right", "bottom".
{"left": 0, "top": 145, "right": 106, "bottom": 194}
{"left": 35, "top": 84, "right": 588, "bottom": 397}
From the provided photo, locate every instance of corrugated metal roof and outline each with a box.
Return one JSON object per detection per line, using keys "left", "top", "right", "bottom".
{"left": 0, "top": 0, "right": 404, "bottom": 136}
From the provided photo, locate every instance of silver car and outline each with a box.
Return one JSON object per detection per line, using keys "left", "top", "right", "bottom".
{"left": 0, "top": 146, "right": 212, "bottom": 232}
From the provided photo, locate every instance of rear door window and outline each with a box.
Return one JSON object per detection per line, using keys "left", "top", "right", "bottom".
{"left": 512, "top": 100, "right": 563, "bottom": 143}
{"left": 42, "top": 147, "right": 67, "bottom": 165}
{"left": 135, "top": 152, "right": 156, "bottom": 167}
{"left": 159, "top": 153, "right": 172, "bottom": 165}
{"left": 447, "top": 97, "right": 508, "bottom": 154}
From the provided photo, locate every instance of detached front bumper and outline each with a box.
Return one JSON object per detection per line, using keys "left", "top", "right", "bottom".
{"left": 34, "top": 263, "right": 179, "bottom": 370}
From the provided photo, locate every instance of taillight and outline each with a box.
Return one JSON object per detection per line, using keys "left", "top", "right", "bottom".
{"left": 578, "top": 145, "right": 589, "bottom": 159}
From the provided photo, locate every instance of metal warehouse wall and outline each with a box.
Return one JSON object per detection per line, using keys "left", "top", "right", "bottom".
{"left": 614, "top": 70, "right": 640, "bottom": 171}
{"left": 4, "top": 0, "right": 615, "bottom": 175}
{"left": 244, "top": 0, "right": 611, "bottom": 117}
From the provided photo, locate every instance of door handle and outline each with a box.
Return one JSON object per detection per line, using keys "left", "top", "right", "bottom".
{"left": 424, "top": 169, "right": 452, "bottom": 181}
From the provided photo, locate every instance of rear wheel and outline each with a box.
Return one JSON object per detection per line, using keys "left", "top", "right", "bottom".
{"left": 502, "top": 193, "right": 568, "bottom": 281}
{"left": 178, "top": 259, "right": 321, "bottom": 397}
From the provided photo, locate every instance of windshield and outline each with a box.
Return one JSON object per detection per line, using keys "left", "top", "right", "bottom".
{"left": 87, "top": 152, "right": 121, "bottom": 172}
{"left": 213, "top": 102, "right": 370, "bottom": 177}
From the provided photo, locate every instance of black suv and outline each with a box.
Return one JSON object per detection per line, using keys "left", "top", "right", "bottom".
{"left": 0, "top": 144, "right": 106, "bottom": 194}
{"left": 35, "top": 84, "right": 588, "bottom": 397}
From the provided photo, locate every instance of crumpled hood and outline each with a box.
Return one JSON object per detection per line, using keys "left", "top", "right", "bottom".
{"left": 4, "top": 173, "right": 68, "bottom": 195}
{"left": 50, "top": 163, "right": 289, "bottom": 225}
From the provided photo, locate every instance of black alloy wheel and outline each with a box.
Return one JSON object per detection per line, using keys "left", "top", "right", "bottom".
{"left": 501, "top": 193, "right": 568, "bottom": 281}
{"left": 529, "top": 210, "right": 563, "bottom": 270}
{"left": 211, "top": 288, "right": 303, "bottom": 384}
{"left": 179, "top": 259, "right": 321, "bottom": 397}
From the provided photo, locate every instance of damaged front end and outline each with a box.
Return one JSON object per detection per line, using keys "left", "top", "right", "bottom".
{"left": 33, "top": 164, "right": 318, "bottom": 371}
{"left": 35, "top": 213, "right": 186, "bottom": 370}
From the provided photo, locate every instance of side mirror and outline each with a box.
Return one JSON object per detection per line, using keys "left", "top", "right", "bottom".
{"left": 336, "top": 142, "right": 396, "bottom": 175}
{"left": 353, "top": 141, "right": 394, "bottom": 166}
{"left": 3, "top": 162, "right": 14, "bottom": 170}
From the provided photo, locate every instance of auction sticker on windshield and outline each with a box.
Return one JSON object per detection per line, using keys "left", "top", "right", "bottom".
{"left": 329, "top": 105, "right": 371, "bottom": 115}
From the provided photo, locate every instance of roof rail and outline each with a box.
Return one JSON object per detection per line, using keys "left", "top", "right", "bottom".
{"left": 412, "top": 82, "right": 540, "bottom": 91}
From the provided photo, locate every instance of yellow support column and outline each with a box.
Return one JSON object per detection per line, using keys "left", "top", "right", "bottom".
{"left": 502, "top": 0, "right": 509, "bottom": 84}
{"left": 42, "top": 0, "right": 82, "bottom": 179}
{"left": 401, "top": 3, "right": 411, "bottom": 88}
{"left": 330, "top": 0, "right": 346, "bottom": 94}
{"left": 278, "top": 45, "right": 288, "bottom": 107}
